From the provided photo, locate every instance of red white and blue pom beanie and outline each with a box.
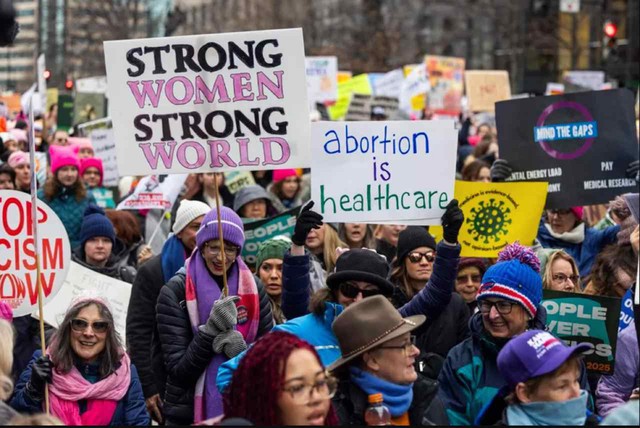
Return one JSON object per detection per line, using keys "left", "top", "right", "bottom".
{"left": 196, "top": 206, "right": 245, "bottom": 250}
{"left": 476, "top": 242, "right": 542, "bottom": 318}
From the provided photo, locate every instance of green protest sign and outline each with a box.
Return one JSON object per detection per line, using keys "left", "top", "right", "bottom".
{"left": 242, "top": 207, "right": 300, "bottom": 267}
{"left": 541, "top": 290, "right": 621, "bottom": 375}
{"left": 57, "top": 94, "right": 74, "bottom": 132}
{"left": 224, "top": 171, "right": 256, "bottom": 194}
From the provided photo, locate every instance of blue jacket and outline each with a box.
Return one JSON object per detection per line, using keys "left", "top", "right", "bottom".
{"left": 537, "top": 220, "right": 619, "bottom": 278}
{"left": 38, "top": 188, "right": 96, "bottom": 249}
{"left": 10, "top": 350, "right": 149, "bottom": 426}
{"left": 437, "top": 308, "right": 592, "bottom": 426}
{"left": 217, "top": 302, "right": 343, "bottom": 393}
{"left": 281, "top": 241, "right": 462, "bottom": 320}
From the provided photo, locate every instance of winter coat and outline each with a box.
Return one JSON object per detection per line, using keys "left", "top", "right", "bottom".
{"left": 126, "top": 254, "right": 167, "bottom": 400}
{"left": 10, "top": 350, "right": 149, "bottom": 426}
{"left": 71, "top": 241, "right": 137, "bottom": 284}
{"left": 156, "top": 269, "right": 273, "bottom": 425}
{"left": 332, "top": 373, "right": 449, "bottom": 426}
{"left": 536, "top": 220, "right": 619, "bottom": 278}
{"left": 38, "top": 187, "right": 96, "bottom": 249}
{"left": 437, "top": 308, "right": 592, "bottom": 426}
{"left": 596, "top": 322, "right": 639, "bottom": 416}
{"left": 216, "top": 302, "right": 344, "bottom": 393}
{"left": 10, "top": 316, "right": 55, "bottom": 382}
{"left": 281, "top": 241, "right": 462, "bottom": 323}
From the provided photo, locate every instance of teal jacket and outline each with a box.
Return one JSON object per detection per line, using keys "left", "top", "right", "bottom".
{"left": 216, "top": 302, "right": 343, "bottom": 393}
{"left": 38, "top": 187, "right": 96, "bottom": 249}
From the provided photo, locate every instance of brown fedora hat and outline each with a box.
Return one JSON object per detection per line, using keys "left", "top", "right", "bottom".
{"left": 328, "top": 295, "right": 425, "bottom": 373}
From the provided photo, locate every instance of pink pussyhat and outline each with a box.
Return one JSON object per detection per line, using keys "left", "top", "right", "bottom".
{"left": 69, "top": 137, "right": 94, "bottom": 156}
{"left": 49, "top": 145, "right": 80, "bottom": 175}
{"left": 80, "top": 157, "right": 104, "bottom": 186}
{"left": 0, "top": 301, "right": 13, "bottom": 322}
{"left": 272, "top": 169, "right": 298, "bottom": 183}
{"left": 570, "top": 207, "right": 583, "bottom": 221}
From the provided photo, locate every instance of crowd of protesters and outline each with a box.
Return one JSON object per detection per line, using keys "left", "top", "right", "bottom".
{"left": 0, "top": 94, "right": 639, "bottom": 427}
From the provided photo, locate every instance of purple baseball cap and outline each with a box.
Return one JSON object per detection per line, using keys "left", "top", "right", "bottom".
{"left": 497, "top": 329, "right": 590, "bottom": 389}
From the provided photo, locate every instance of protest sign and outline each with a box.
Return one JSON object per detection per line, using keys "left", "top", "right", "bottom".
{"left": 90, "top": 127, "right": 119, "bottom": 187}
{"left": 116, "top": 174, "right": 187, "bottom": 210}
{"left": 36, "top": 262, "right": 132, "bottom": 346}
{"left": 57, "top": 94, "right": 74, "bottom": 132}
{"left": 562, "top": 71, "right": 604, "bottom": 91}
{"left": 541, "top": 290, "right": 620, "bottom": 375}
{"left": 430, "top": 180, "right": 548, "bottom": 257}
{"left": 346, "top": 94, "right": 399, "bottom": 121}
{"left": 372, "top": 68, "right": 405, "bottom": 99}
{"left": 496, "top": 89, "right": 638, "bottom": 208}
{"left": 464, "top": 70, "right": 511, "bottom": 112}
{"left": 0, "top": 191, "right": 71, "bottom": 317}
{"left": 34, "top": 152, "right": 47, "bottom": 189}
{"left": 337, "top": 71, "right": 352, "bottom": 83}
{"left": 305, "top": 56, "right": 338, "bottom": 106}
{"left": 400, "top": 64, "right": 428, "bottom": 115}
{"left": 328, "top": 74, "right": 373, "bottom": 120}
{"left": 311, "top": 120, "right": 457, "bottom": 223}
{"left": 425, "top": 55, "right": 465, "bottom": 117}
{"left": 224, "top": 170, "right": 256, "bottom": 194}
{"left": 545, "top": 82, "right": 565, "bottom": 95}
{"left": 242, "top": 206, "right": 300, "bottom": 266}
{"left": 104, "top": 28, "right": 311, "bottom": 175}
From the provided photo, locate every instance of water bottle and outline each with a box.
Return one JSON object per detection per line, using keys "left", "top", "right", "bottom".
{"left": 364, "top": 393, "right": 391, "bottom": 426}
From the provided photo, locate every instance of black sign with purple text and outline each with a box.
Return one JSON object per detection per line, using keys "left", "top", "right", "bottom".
{"left": 496, "top": 89, "right": 638, "bottom": 208}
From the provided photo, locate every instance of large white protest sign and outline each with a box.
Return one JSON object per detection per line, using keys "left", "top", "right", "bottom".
{"left": 117, "top": 173, "right": 187, "bottom": 210}
{"left": 104, "top": 29, "right": 310, "bottom": 175}
{"left": 35, "top": 262, "right": 132, "bottom": 345}
{"left": 305, "top": 56, "right": 338, "bottom": 106}
{"left": 0, "top": 191, "right": 71, "bottom": 316}
{"left": 311, "top": 121, "right": 457, "bottom": 223}
{"left": 90, "top": 127, "right": 119, "bottom": 187}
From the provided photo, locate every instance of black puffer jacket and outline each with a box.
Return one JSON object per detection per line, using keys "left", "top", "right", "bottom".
{"left": 71, "top": 238, "right": 137, "bottom": 283}
{"left": 332, "top": 373, "right": 448, "bottom": 425}
{"left": 156, "top": 269, "right": 273, "bottom": 425}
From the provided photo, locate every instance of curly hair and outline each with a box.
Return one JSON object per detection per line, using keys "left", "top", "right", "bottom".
{"left": 224, "top": 331, "right": 338, "bottom": 426}
{"left": 584, "top": 244, "right": 637, "bottom": 297}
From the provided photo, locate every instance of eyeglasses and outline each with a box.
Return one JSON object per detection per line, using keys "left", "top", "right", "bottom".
{"left": 203, "top": 243, "right": 240, "bottom": 258}
{"left": 282, "top": 373, "right": 338, "bottom": 405}
{"left": 457, "top": 274, "right": 482, "bottom": 283}
{"left": 408, "top": 251, "right": 435, "bottom": 264}
{"left": 339, "top": 281, "right": 381, "bottom": 299}
{"left": 478, "top": 300, "right": 517, "bottom": 315}
{"left": 71, "top": 318, "right": 109, "bottom": 333}
{"left": 377, "top": 335, "right": 417, "bottom": 357}
{"left": 552, "top": 273, "right": 579, "bottom": 285}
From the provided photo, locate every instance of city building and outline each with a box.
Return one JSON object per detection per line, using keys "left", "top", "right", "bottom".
{"left": 0, "top": 0, "right": 39, "bottom": 92}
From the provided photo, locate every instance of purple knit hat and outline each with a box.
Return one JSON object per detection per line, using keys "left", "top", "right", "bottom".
{"left": 196, "top": 206, "right": 245, "bottom": 250}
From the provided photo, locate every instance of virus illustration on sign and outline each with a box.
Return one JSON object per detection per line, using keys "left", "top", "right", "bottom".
{"left": 466, "top": 198, "right": 512, "bottom": 244}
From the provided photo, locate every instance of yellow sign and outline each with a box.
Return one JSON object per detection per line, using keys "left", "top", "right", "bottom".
{"left": 328, "top": 74, "right": 372, "bottom": 120}
{"left": 430, "top": 180, "right": 548, "bottom": 257}
{"left": 403, "top": 65, "right": 426, "bottom": 113}
{"left": 464, "top": 70, "right": 511, "bottom": 112}
{"left": 337, "top": 71, "right": 353, "bottom": 84}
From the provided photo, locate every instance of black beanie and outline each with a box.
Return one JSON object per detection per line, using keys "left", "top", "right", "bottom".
{"left": 396, "top": 226, "right": 437, "bottom": 262}
{"left": 79, "top": 204, "right": 115, "bottom": 247}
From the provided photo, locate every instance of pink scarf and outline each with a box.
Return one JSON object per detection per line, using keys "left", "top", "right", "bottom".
{"left": 47, "top": 351, "right": 132, "bottom": 426}
{"left": 185, "top": 250, "right": 259, "bottom": 423}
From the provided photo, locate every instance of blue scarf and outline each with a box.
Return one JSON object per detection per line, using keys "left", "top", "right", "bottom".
{"left": 161, "top": 234, "right": 188, "bottom": 283}
{"left": 506, "top": 390, "right": 588, "bottom": 426}
{"left": 349, "top": 367, "right": 413, "bottom": 417}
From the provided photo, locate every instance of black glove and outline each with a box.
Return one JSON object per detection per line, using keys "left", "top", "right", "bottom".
{"left": 490, "top": 159, "right": 513, "bottom": 182}
{"left": 291, "top": 201, "right": 323, "bottom": 246}
{"left": 442, "top": 199, "right": 464, "bottom": 244}
{"left": 26, "top": 355, "right": 53, "bottom": 399}
{"left": 626, "top": 160, "right": 639, "bottom": 182}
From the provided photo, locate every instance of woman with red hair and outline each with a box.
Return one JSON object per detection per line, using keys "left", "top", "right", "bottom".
{"left": 223, "top": 331, "right": 338, "bottom": 426}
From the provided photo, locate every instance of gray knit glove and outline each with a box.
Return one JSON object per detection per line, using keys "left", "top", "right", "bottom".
{"left": 199, "top": 296, "right": 240, "bottom": 337}
{"left": 212, "top": 329, "right": 248, "bottom": 358}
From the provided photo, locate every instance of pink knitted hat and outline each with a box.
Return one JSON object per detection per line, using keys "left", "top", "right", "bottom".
{"left": 70, "top": 137, "right": 94, "bottom": 156}
{"left": 272, "top": 169, "right": 298, "bottom": 183}
{"left": 80, "top": 157, "right": 104, "bottom": 186}
{"left": 570, "top": 207, "right": 583, "bottom": 221}
{"left": 9, "top": 128, "right": 27, "bottom": 142}
{"left": 49, "top": 145, "right": 80, "bottom": 175}
{"left": 0, "top": 301, "right": 13, "bottom": 322}
{"left": 7, "top": 150, "right": 29, "bottom": 168}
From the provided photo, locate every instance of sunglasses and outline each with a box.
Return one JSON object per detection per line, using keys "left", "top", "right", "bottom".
{"left": 408, "top": 251, "right": 435, "bottom": 263}
{"left": 339, "top": 282, "right": 381, "bottom": 299}
{"left": 71, "top": 318, "right": 109, "bottom": 333}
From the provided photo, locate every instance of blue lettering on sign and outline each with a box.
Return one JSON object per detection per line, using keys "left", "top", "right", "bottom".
{"left": 533, "top": 121, "right": 598, "bottom": 142}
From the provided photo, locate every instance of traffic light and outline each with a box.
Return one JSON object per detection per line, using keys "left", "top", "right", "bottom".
{"left": 64, "top": 79, "right": 74, "bottom": 91}
{"left": 603, "top": 21, "right": 617, "bottom": 38}
{"left": 43, "top": 69, "right": 51, "bottom": 81}
{"left": 602, "top": 20, "right": 619, "bottom": 61}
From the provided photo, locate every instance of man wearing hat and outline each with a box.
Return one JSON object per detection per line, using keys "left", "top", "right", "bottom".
{"left": 475, "top": 330, "right": 595, "bottom": 425}
{"left": 437, "top": 243, "right": 592, "bottom": 426}
{"left": 126, "top": 199, "right": 211, "bottom": 424}
{"left": 329, "top": 295, "right": 448, "bottom": 425}
{"left": 71, "top": 205, "right": 136, "bottom": 283}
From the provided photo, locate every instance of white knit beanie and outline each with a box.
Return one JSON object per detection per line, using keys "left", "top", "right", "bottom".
{"left": 172, "top": 200, "right": 211, "bottom": 234}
